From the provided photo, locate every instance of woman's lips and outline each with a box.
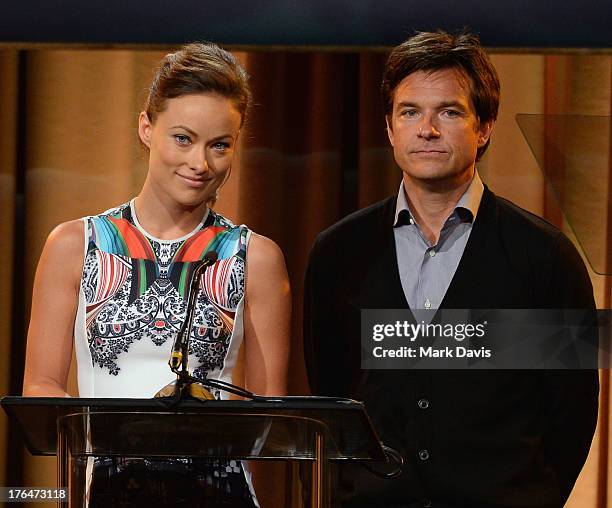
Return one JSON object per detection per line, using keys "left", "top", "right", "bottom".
{"left": 177, "top": 174, "right": 207, "bottom": 188}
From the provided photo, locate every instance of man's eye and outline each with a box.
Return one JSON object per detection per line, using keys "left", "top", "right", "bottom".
{"left": 443, "top": 110, "right": 461, "bottom": 118}
{"left": 401, "top": 109, "right": 418, "bottom": 117}
{"left": 174, "top": 134, "right": 192, "bottom": 145}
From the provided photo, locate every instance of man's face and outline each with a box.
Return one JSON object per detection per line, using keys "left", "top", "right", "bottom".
{"left": 386, "top": 68, "right": 493, "bottom": 187}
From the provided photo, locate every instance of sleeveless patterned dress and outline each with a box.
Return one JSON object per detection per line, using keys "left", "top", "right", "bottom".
{"left": 76, "top": 200, "right": 249, "bottom": 398}
{"left": 75, "top": 200, "right": 257, "bottom": 507}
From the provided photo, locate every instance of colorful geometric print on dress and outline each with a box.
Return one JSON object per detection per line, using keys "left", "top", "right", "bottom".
{"left": 74, "top": 200, "right": 250, "bottom": 400}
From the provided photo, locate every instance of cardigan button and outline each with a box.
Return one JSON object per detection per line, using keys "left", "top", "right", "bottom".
{"left": 418, "top": 398, "right": 430, "bottom": 410}
{"left": 423, "top": 500, "right": 432, "bottom": 507}
{"left": 418, "top": 449, "right": 430, "bottom": 461}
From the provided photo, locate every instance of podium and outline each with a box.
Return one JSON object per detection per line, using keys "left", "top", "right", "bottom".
{"left": 2, "top": 396, "right": 386, "bottom": 507}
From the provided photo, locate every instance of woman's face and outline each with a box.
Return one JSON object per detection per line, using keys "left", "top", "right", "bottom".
{"left": 138, "top": 93, "right": 242, "bottom": 209}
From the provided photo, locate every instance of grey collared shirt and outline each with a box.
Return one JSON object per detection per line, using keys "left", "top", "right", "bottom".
{"left": 393, "top": 172, "right": 484, "bottom": 311}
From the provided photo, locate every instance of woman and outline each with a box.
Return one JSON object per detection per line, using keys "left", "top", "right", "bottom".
{"left": 23, "top": 43, "right": 290, "bottom": 507}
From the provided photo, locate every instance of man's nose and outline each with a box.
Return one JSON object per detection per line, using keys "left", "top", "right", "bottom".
{"left": 417, "top": 116, "right": 441, "bottom": 139}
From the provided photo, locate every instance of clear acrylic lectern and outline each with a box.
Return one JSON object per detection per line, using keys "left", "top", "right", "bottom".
{"left": 2, "top": 397, "right": 386, "bottom": 507}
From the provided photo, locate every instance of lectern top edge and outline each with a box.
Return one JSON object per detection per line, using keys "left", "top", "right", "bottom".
{"left": 1, "top": 396, "right": 386, "bottom": 461}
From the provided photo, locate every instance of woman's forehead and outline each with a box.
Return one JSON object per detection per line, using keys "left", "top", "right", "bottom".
{"left": 155, "top": 94, "right": 242, "bottom": 132}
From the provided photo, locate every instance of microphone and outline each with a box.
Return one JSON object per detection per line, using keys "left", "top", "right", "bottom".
{"left": 169, "top": 250, "right": 218, "bottom": 371}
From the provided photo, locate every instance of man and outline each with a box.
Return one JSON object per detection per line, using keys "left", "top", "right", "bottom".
{"left": 304, "top": 31, "right": 598, "bottom": 508}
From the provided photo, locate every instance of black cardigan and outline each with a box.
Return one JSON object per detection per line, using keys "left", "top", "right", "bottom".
{"left": 304, "top": 186, "right": 599, "bottom": 508}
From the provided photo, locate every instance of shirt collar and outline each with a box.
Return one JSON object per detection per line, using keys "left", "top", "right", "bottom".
{"left": 393, "top": 170, "right": 484, "bottom": 228}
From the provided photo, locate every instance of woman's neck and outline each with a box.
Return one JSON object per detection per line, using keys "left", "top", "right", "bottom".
{"left": 134, "top": 187, "right": 208, "bottom": 240}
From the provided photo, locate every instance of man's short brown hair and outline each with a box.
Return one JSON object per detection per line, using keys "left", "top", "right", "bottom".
{"left": 382, "top": 30, "right": 500, "bottom": 159}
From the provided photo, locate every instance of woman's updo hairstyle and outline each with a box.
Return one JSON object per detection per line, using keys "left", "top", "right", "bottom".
{"left": 145, "top": 42, "right": 251, "bottom": 126}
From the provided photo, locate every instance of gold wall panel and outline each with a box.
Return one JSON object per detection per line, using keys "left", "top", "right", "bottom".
{"left": 0, "top": 48, "right": 18, "bottom": 489}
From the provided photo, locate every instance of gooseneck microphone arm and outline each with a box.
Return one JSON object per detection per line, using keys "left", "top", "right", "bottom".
{"left": 169, "top": 250, "right": 218, "bottom": 373}
{"left": 161, "top": 249, "right": 259, "bottom": 401}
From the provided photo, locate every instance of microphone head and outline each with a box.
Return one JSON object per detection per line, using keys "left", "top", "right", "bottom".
{"left": 204, "top": 250, "right": 218, "bottom": 263}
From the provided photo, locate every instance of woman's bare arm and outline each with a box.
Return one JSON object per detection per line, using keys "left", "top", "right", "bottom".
{"left": 243, "top": 233, "right": 291, "bottom": 396}
{"left": 242, "top": 233, "right": 291, "bottom": 507}
{"left": 23, "top": 220, "right": 84, "bottom": 397}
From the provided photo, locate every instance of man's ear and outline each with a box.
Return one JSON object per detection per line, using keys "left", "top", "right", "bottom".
{"left": 138, "top": 111, "right": 153, "bottom": 149}
{"left": 477, "top": 120, "right": 494, "bottom": 148}
{"left": 386, "top": 115, "right": 395, "bottom": 147}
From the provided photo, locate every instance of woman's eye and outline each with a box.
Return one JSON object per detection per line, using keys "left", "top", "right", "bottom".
{"left": 212, "top": 142, "right": 231, "bottom": 152}
{"left": 174, "top": 134, "right": 192, "bottom": 145}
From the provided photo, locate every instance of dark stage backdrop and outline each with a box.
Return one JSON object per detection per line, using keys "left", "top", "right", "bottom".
{"left": 0, "top": 0, "right": 611, "bottom": 49}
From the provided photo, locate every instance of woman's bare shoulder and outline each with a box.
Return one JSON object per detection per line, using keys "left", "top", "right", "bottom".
{"left": 245, "top": 233, "right": 290, "bottom": 299}
{"left": 39, "top": 219, "right": 86, "bottom": 279}
{"left": 46, "top": 219, "right": 85, "bottom": 254}
{"left": 246, "top": 232, "right": 285, "bottom": 268}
